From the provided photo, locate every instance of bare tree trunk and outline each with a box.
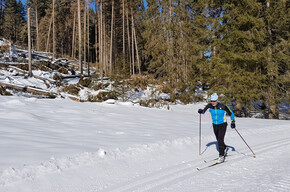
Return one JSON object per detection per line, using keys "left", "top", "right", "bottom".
{"left": 212, "top": 44, "right": 216, "bottom": 57}
{"left": 102, "top": 1, "right": 108, "bottom": 77}
{"left": 125, "top": 2, "right": 131, "bottom": 74}
{"left": 83, "top": 0, "right": 87, "bottom": 73}
{"left": 94, "top": 5, "right": 98, "bottom": 70}
{"left": 110, "top": 0, "right": 114, "bottom": 77}
{"left": 122, "top": 0, "right": 125, "bottom": 69}
{"left": 132, "top": 12, "right": 140, "bottom": 74}
{"left": 72, "top": 10, "right": 76, "bottom": 58}
{"left": 78, "top": 0, "right": 83, "bottom": 74}
{"left": 99, "top": 0, "right": 103, "bottom": 81}
{"left": 184, "top": 57, "right": 187, "bottom": 81}
{"left": 87, "top": 0, "right": 90, "bottom": 75}
{"left": 27, "top": 8, "right": 32, "bottom": 77}
{"left": 46, "top": 16, "right": 52, "bottom": 52}
{"left": 104, "top": 19, "right": 107, "bottom": 77}
{"left": 169, "top": 0, "right": 173, "bottom": 73}
{"left": 52, "top": 0, "right": 55, "bottom": 60}
{"left": 74, "top": 17, "right": 77, "bottom": 59}
{"left": 35, "top": 6, "right": 39, "bottom": 51}
{"left": 131, "top": 9, "right": 135, "bottom": 75}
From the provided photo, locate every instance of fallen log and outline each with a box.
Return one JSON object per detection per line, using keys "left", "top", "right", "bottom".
{"left": 61, "top": 74, "right": 109, "bottom": 81}
{"left": 61, "top": 74, "right": 89, "bottom": 79}
{"left": 0, "top": 62, "right": 27, "bottom": 67}
{"left": 0, "top": 81, "right": 56, "bottom": 98}
{"left": 8, "top": 66, "right": 56, "bottom": 84}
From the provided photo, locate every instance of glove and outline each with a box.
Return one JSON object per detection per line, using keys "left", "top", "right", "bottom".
{"left": 198, "top": 109, "right": 203, "bottom": 114}
{"left": 231, "top": 120, "right": 235, "bottom": 129}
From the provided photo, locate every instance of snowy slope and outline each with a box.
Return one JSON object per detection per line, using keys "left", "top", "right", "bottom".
{"left": 0, "top": 96, "right": 289, "bottom": 192}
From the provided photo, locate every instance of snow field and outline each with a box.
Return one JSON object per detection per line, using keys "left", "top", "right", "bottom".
{"left": 0, "top": 96, "right": 289, "bottom": 192}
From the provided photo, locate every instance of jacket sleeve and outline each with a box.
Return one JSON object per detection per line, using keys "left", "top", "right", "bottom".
{"left": 225, "top": 105, "right": 235, "bottom": 121}
{"left": 202, "top": 103, "right": 211, "bottom": 114}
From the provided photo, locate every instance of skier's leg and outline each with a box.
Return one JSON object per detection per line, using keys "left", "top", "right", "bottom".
{"left": 213, "top": 124, "right": 220, "bottom": 154}
{"left": 217, "top": 123, "right": 227, "bottom": 156}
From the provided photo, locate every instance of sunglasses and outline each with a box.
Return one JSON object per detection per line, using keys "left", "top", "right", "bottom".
{"left": 211, "top": 100, "right": 217, "bottom": 102}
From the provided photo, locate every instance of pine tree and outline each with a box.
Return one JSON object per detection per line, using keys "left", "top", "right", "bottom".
{"left": 142, "top": 0, "right": 168, "bottom": 79}
{"left": 3, "top": 0, "right": 25, "bottom": 43}
{"left": 209, "top": 0, "right": 267, "bottom": 117}
{"left": 178, "top": 0, "right": 210, "bottom": 92}
{"left": 260, "top": 0, "right": 290, "bottom": 119}
{"left": 143, "top": 0, "right": 209, "bottom": 95}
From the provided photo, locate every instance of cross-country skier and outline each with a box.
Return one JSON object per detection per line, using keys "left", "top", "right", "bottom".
{"left": 198, "top": 93, "right": 236, "bottom": 163}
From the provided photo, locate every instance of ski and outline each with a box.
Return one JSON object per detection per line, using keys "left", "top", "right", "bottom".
{"left": 203, "top": 157, "right": 218, "bottom": 163}
{"left": 203, "top": 154, "right": 230, "bottom": 163}
{"left": 197, "top": 161, "right": 225, "bottom": 171}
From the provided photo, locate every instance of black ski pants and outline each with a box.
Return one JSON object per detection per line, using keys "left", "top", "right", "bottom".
{"left": 213, "top": 123, "right": 227, "bottom": 156}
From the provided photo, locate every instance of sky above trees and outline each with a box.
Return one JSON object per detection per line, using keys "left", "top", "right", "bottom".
{"left": 19, "top": 0, "right": 148, "bottom": 12}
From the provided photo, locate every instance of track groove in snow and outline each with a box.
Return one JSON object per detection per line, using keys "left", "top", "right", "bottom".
{"left": 0, "top": 97, "right": 289, "bottom": 192}
{"left": 99, "top": 138, "right": 290, "bottom": 192}
{"left": 269, "top": 175, "right": 290, "bottom": 192}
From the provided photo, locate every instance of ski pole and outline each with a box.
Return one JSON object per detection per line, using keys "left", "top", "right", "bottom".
{"left": 199, "top": 113, "right": 202, "bottom": 156}
{"left": 234, "top": 128, "right": 256, "bottom": 157}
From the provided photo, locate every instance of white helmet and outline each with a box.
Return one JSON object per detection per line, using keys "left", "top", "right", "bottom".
{"left": 210, "top": 93, "right": 218, "bottom": 101}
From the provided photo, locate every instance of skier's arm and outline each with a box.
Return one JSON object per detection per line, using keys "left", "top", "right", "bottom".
{"left": 199, "top": 103, "right": 211, "bottom": 114}
{"left": 225, "top": 105, "right": 235, "bottom": 121}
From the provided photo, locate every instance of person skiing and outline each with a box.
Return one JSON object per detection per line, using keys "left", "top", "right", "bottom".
{"left": 198, "top": 93, "right": 235, "bottom": 163}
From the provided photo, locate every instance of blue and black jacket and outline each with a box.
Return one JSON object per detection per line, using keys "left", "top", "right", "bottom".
{"left": 202, "top": 103, "right": 235, "bottom": 125}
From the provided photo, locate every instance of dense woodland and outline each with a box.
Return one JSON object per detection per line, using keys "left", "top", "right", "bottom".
{"left": 0, "top": 0, "right": 289, "bottom": 119}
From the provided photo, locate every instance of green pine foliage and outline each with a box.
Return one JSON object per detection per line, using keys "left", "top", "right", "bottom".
{"left": 209, "top": 0, "right": 268, "bottom": 116}
{"left": 142, "top": 0, "right": 167, "bottom": 78}
{"left": 260, "top": 0, "right": 289, "bottom": 119}
{"left": 2, "top": 0, "right": 26, "bottom": 43}
{"left": 0, "top": 0, "right": 288, "bottom": 118}
{"left": 142, "top": 0, "right": 210, "bottom": 98}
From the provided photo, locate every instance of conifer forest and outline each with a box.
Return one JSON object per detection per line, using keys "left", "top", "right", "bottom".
{"left": 0, "top": 0, "right": 289, "bottom": 119}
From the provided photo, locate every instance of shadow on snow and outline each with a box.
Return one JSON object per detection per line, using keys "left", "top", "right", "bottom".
{"left": 201, "top": 141, "right": 236, "bottom": 156}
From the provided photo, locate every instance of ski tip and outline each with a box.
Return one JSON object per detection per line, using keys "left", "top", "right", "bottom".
{"left": 253, "top": 153, "right": 256, "bottom": 158}
{"left": 199, "top": 154, "right": 202, "bottom": 156}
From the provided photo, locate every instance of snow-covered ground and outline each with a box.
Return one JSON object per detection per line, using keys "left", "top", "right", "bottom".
{"left": 0, "top": 96, "right": 289, "bottom": 192}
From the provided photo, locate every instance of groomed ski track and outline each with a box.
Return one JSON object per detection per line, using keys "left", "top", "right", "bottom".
{"left": 0, "top": 99, "right": 289, "bottom": 192}
{"left": 2, "top": 134, "right": 289, "bottom": 192}
{"left": 99, "top": 138, "right": 290, "bottom": 192}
